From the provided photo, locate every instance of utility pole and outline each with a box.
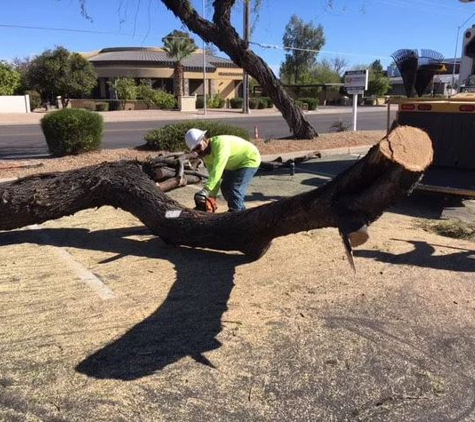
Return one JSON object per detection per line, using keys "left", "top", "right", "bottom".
{"left": 242, "top": 0, "right": 250, "bottom": 114}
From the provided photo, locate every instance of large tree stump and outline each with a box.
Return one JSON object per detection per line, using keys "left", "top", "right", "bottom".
{"left": 0, "top": 126, "right": 433, "bottom": 260}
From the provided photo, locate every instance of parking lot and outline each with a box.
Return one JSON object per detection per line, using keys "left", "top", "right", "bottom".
{"left": 2, "top": 152, "right": 475, "bottom": 421}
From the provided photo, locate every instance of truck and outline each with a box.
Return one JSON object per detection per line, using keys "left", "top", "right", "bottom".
{"left": 392, "top": 25, "right": 475, "bottom": 197}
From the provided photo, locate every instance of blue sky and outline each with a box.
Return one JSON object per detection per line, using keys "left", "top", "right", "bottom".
{"left": 1, "top": 0, "right": 475, "bottom": 74}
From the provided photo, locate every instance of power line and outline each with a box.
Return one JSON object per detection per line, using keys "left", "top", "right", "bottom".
{"left": 0, "top": 23, "right": 157, "bottom": 37}
{"left": 249, "top": 41, "right": 390, "bottom": 60}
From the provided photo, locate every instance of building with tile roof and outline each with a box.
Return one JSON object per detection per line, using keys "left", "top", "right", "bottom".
{"left": 83, "top": 47, "right": 244, "bottom": 100}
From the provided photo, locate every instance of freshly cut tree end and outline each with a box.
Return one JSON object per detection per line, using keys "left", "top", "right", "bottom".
{"left": 379, "top": 126, "right": 433, "bottom": 172}
{"left": 348, "top": 225, "right": 369, "bottom": 248}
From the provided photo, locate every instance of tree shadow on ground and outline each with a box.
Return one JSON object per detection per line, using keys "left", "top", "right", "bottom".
{"left": 355, "top": 239, "right": 475, "bottom": 272}
{"left": 0, "top": 226, "right": 250, "bottom": 380}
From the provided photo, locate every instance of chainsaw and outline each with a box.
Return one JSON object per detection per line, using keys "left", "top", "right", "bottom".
{"left": 194, "top": 191, "right": 218, "bottom": 213}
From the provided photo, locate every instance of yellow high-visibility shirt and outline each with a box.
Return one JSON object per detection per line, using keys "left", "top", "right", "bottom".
{"left": 203, "top": 135, "right": 261, "bottom": 195}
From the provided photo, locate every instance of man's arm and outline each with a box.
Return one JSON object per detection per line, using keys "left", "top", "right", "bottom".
{"left": 205, "top": 139, "right": 231, "bottom": 195}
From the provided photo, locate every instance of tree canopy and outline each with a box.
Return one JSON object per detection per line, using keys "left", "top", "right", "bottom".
{"left": 73, "top": 0, "right": 318, "bottom": 139}
{"left": 0, "top": 61, "right": 21, "bottom": 95}
{"left": 279, "top": 15, "right": 325, "bottom": 84}
{"left": 162, "top": 30, "right": 198, "bottom": 97}
{"left": 25, "top": 46, "right": 97, "bottom": 107}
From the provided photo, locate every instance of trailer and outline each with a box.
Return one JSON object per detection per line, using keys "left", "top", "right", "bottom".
{"left": 394, "top": 93, "right": 475, "bottom": 197}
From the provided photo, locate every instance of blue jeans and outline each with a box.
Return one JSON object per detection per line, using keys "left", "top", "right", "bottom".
{"left": 220, "top": 167, "right": 258, "bottom": 211}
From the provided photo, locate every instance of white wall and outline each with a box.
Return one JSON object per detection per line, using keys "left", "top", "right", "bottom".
{"left": 0, "top": 95, "right": 31, "bottom": 113}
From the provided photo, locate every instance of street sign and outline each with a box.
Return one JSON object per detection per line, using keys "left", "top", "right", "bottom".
{"left": 343, "top": 70, "right": 369, "bottom": 132}
{"left": 345, "top": 88, "right": 365, "bottom": 95}
{"left": 344, "top": 69, "right": 369, "bottom": 91}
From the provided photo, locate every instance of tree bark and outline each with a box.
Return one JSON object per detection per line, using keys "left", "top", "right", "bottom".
{"left": 159, "top": 0, "right": 318, "bottom": 139}
{"left": 0, "top": 126, "right": 433, "bottom": 260}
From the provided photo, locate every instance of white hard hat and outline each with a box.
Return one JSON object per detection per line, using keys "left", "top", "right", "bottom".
{"left": 185, "top": 128, "right": 207, "bottom": 150}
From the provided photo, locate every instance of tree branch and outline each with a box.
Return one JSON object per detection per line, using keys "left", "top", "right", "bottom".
{"left": 0, "top": 127, "right": 433, "bottom": 261}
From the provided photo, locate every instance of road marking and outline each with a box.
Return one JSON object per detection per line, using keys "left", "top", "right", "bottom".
{"left": 27, "top": 225, "right": 115, "bottom": 300}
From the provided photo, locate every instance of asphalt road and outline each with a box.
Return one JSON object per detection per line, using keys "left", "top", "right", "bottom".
{"left": 0, "top": 109, "right": 396, "bottom": 159}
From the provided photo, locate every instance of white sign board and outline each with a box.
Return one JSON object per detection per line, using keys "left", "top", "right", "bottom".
{"left": 343, "top": 70, "right": 369, "bottom": 132}
{"left": 344, "top": 70, "right": 369, "bottom": 91}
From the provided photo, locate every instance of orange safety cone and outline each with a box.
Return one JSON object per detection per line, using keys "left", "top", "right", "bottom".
{"left": 254, "top": 125, "right": 259, "bottom": 140}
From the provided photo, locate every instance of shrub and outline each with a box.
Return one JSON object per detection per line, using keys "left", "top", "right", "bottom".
{"left": 299, "top": 97, "right": 318, "bottom": 110}
{"left": 257, "top": 98, "right": 266, "bottom": 109}
{"left": 295, "top": 100, "right": 308, "bottom": 110}
{"left": 153, "top": 89, "right": 176, "bottom": 109}
{"left": 41, "top": 108, "right": 103, "bottom": 156}
{"left": 25, "top": 90, "right": 42, "bottom": 111}
{"left": 196, "top": 96, "right": 204, "bottom": 109}
{"left": 230, "top": 97, "right": 243, "bottom": 109}
{"left": 137, "top": 84, "right": 156, "bottom": 109}
{"left": 249, "top": 98, "right": 259, "bottom": 109}
{"left": 95, "top": 102, "right": 109, "bottom": 112}
{"left": 260, "top": 97, "right": 274, "bottom": 108}
{"left": 208, "top": 94, "right": 225, "bottom": 108}
{"left": 144, "top": 120, "right": 250, "bottom": 151}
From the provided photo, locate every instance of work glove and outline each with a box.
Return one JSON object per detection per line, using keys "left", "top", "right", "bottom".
{"left": 194, "top": 189, "right": 218, "bottom": 213}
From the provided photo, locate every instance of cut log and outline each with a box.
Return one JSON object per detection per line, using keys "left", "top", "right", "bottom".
{"left": 0, "top": 126, "right": 433, "bottom": 260}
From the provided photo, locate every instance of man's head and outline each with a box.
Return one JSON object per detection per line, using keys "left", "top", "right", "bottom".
{"left": 185, "top": 128, "right": 209, "bottom": 155}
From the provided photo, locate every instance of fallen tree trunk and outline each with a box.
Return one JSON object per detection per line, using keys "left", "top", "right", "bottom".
{"left": 0, "top": 126, "right": 433, "bottom": 260}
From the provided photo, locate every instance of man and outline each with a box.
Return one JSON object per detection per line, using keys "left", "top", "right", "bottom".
{"left": 185, "top": 128, "right": 261, "bottom": 212}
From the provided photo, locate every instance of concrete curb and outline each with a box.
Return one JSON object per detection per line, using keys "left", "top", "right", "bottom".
{"left": 0, "top": 105, "right": 396, "bottom": 126}
{"left": 260, "top": 145, "right": 371, "bottom": 162}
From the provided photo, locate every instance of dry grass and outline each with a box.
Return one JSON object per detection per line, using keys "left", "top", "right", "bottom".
{"left": 420, "top": 219, "right": 475, "bottom": 242}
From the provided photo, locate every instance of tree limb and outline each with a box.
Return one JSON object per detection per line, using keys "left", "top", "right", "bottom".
{"left": 0, "top": 127, "right": 433, "bottom": 261}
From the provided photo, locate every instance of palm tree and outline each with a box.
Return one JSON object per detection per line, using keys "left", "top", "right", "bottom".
{"left": 162, "top": 31, "right": 197, "bottom": 97}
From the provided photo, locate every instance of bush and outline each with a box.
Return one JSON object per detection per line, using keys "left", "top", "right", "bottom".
{"left": 208, "top": 94, "right": 225, "bottom": 108}
{"left": 230, "top": 97, "right": 243, "bottom": 109}
{"left": 298, "top": 97, "right": 318, "bottom": 110}
{"left": 295, "top": 100, "right": 308, "bottom": 110}
{"left": 196, "top": 96, "right": 204, "bottom": 109}
{"left": 196, "top": 94, "right": 225, "bottom": 109}
{"left": 137, "top": 84, "right": 156, "bottom": 109}
{"left": 260, "top": 97, "right": 274, "bottom": 108}
{"left": 249, "top": 98, "right": 259, "bottom": 109}
{"left": 95, "top": 102, "right": 109, "bottom": 112}
{"left": 25, "top": 90, "right": 42, "bottom": 111}
{"left": 257, "top": 98, "right": 266, "bottom": 109}
{"left": 41, "top": 108, "right": 103, "bottom": 156}
{"left": 153, "top": 89, "right": 176, "bottom": 109}
{"left": 144, "top": 120, "right": 250, "bottom": 151}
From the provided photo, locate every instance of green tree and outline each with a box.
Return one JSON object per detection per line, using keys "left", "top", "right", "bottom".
{"left": 74, "top": 1, "right": 319, "bottom": 139}
{"left": 162, "top": 30, "right": 198, "bottom": 97}
{"left": 310, "top": 60, "right": 343, "bottom": 84}
{"left": 0, "top": 61, "right": 21, "bottom": 95}
{"left": 279, "top": 15, "right": 325, "bottom": 84}
{"left": 25, "top": 46, "right": 97, "bottom": 108}
{"left": 367, "top": 60, "right": 391, "bottom": 97}
{"left": 109, "top": 78, "right": 137, "bottom": 110}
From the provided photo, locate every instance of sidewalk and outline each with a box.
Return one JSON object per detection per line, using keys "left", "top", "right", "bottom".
{"left": 0, "top": 104, "right": 395, "bottom": 126}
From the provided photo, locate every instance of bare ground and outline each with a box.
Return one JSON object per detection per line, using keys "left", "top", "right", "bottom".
{"left": 2, "top": 130, "right": 475, "bottom": 421}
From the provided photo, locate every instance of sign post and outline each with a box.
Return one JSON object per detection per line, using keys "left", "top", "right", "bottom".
{"left": 344, "top": 70, "right": 369, "bottom": 131}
